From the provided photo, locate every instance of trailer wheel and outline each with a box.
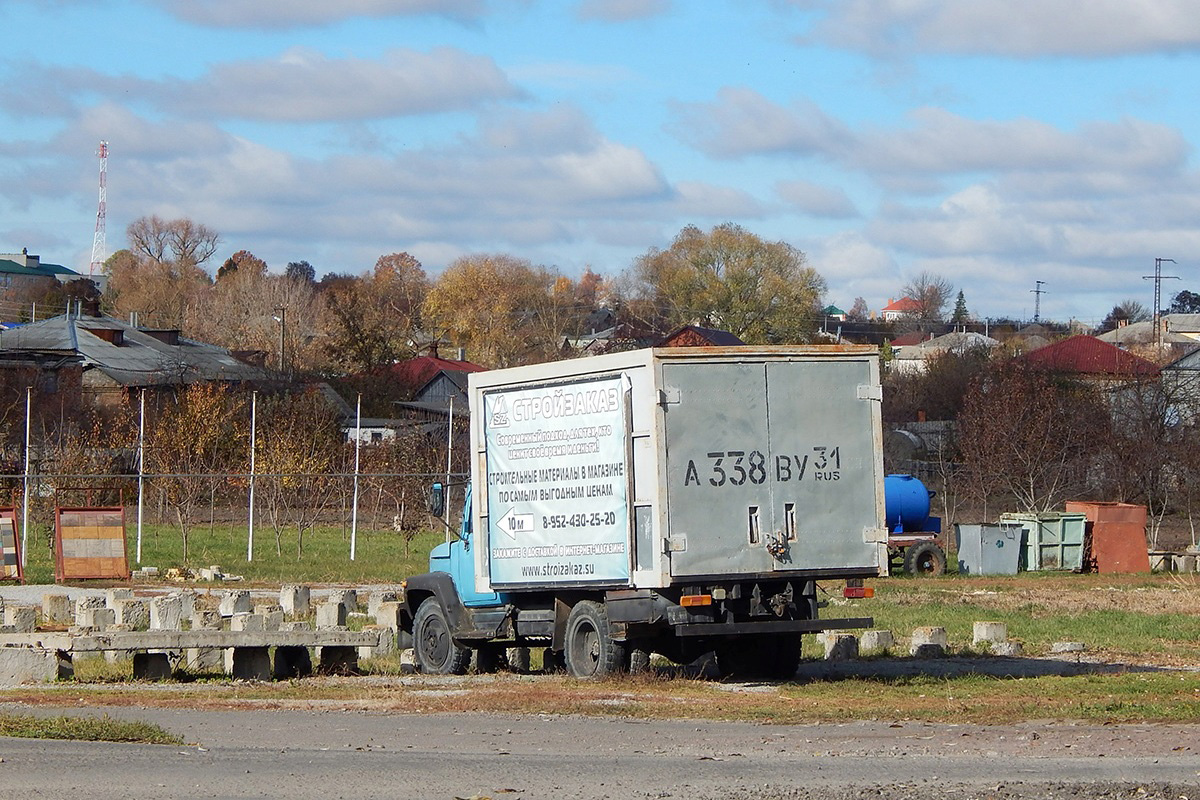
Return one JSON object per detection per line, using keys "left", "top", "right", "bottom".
{"left": 413, "top": 598, "right": 470, "bottom": 675}
{"left": 564, "top": 601, "right": 626, "bottom": 679}
{"left": 904, "top": 541, "right": 947, "bottom": 576}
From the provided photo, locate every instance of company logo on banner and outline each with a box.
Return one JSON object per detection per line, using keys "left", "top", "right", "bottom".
{"left": 484, "top": 375, "right": 629, "bottom": 586}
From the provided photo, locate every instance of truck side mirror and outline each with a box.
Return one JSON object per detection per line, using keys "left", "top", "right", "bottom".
{"left": 428, "top": 483, "right": 445, "bottom": 518}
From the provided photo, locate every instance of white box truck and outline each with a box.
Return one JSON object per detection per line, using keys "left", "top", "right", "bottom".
{"left": 403, "top": 346, "right": 888, "bottom": 679}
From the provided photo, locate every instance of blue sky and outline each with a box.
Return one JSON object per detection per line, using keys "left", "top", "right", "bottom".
{"left": 3, "top": 0, "right": 1200, "bottom": 325}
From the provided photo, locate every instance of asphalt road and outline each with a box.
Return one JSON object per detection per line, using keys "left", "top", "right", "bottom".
{"left": 0, "top": 706, "right": 1196, "bottom": 800}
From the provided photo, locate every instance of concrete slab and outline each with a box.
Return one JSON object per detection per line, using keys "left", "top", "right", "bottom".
{"left": 219, "top": 590, "right": 251, "bottom": 617}
{"left": 315, "top": 602, "right": 347, "bottom": 629}
{"left": 973, "top": 621, "right": 1008, "bottom": 647}
{"left": 823, "top": 633, "right": 859, "bottom": 661}
{"left": 150, "top": 596, "right": 183, "bottom": 630}
{"left": 910, "top": 626, "right": 948, "bottom": 657}
{"left": 4, "top": 606, "right": 36, "bottom": 633}
{"left": 859, "top": 630, "right": 895, "bottom": 652}
{"left": 113, "top": 598, "right": 149, "bottom": 629}
{"left": 0, "top": 647, "right": 72, "bottom": 685}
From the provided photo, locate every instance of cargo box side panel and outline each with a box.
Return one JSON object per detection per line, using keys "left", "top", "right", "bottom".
{"left": 662, "top": 361, "right": 775, "bottom": 577}
{"left": 478, "top": 374, "right": 634, "bottom": 589}
{"left": 765, "top": 359, "right": 882, "bottom": 570}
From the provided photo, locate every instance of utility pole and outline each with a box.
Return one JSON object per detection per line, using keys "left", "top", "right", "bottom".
{"left": 1030, "top": 280, "right": 1046, "bottom": 323}
{"left": 1143, "top": 257, "right": 1179, "bottom": 348}
{"left": 273, "top": 307, "right": 287, "bottom": 375}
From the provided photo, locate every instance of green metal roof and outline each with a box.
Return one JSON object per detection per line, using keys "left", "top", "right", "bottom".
{"left": 0, "top": 259, "right": 80, "bottom": 278}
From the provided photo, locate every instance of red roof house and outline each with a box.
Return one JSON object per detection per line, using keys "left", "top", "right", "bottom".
{"left": 881, "top": 296, "right": 922, "bottom": 321}
{"left": 1016, "top": 335, "right": 1159, "bottom": 379}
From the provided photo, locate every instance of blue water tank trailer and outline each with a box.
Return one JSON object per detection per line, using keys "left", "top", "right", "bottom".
{"left": 884, "top": 474, "right": 941, "bottom": 534}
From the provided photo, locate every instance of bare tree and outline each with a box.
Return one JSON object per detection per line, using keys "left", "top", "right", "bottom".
{"left": 901, "top": 271, "right": 955, "bottom": 322}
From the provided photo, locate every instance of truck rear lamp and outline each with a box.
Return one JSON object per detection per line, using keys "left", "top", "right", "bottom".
{"left": 843, "top": 586, "right": 874, "bottom": 599}
{"left": 680, "top": 594, "right": 712, "bottom": 607}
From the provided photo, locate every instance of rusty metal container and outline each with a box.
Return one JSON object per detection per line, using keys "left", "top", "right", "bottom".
{"left": 1064, "top": 501, "right": 1150, "bottom": 573}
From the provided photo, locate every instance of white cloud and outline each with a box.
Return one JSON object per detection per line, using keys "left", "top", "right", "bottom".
{"left": 669, "top": 87, "right": 852, "bottom": 159}
{"left": 2, "top": 49, "right": 522, "bottom": 123}
{"left": 796, "top": 0, "right": 1200, "bottom": 58}
{"left": 576, "top": 0, "right": 670, "bottom": 22}
{"left": 151, "top": 0, "right": 487, "bottom": 28}
{"left": 775, "top": 179, "right": 858, "bottom": 218}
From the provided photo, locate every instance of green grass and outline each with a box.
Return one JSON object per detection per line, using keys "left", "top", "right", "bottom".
{"left": 19, "top": 521, "right": 446, "bottom": 585}
{"left": 0, "top": 712, "right": 183, "bottom": 744}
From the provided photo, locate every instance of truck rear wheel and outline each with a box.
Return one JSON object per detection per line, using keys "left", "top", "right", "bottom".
{"left": 564, "top": 601, "right": 626, "bottom": 679}
{"left": 904, "top": 541, "right": 947, "bottom": 576}
{"left": 413, "top": 598, "right": 470, "bottom": 675}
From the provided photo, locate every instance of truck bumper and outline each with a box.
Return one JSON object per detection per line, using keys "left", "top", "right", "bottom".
{"left": 672, "top": 617, "right": 872, "bottom": 637}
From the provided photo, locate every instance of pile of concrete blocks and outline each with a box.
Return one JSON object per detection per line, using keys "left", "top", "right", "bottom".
{"left": 813, "top": 621, "right": 1024, "bottom": 661}
{"left": 973, "top": 621, "right": 1022, "bottom": 656}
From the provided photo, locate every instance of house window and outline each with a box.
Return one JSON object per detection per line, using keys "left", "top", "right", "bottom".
{"left": 371, "top": 431, "right": 383, "bottom": 444}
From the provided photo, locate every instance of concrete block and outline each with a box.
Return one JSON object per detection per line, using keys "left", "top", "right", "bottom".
{"left": 273, "top": 646, "right": 313, "bottom": 679}
{"left": 1051, "top": 641, "right": 1086, "bottom": 654}
{"left": 105, "top": 588, "right": 133, "bottom": 607}
{"left": 185, "top": 647, "right": 224, "bottom": 673}
{"left": 910, "top": 626, "right": 948, "bottom": 657}
{"left": 4, "top": 606, "right": 37, "bottom": 633}
{"left": 78, "top": 607, "right": 116, "bottom": 630}
{"left": 1180, "top": 555, "right": 1197, "bottom": 573}
{"left": 227, "top": 646, "right": 272, "bottom": 681}
{"left": 993, "top": 641, "right": 1023, "bottom": 657}
{"left": 329, "top": 589, "right": 357, "bottom": 613}
{"left": 193, "top": 609, "right": 222, "bottom": 630}
{"left": 41, "top": 593, "right": 72, "bottom": 624}
{"left": 859, "top": 630, "right": 895, "bottom": 652}
{"left": 177, "top": 590, "right": 197, "bottom": 622}
{"left": 113, "top": 598, "right": 149, "bottom": 629}
{"left": 102, "top": 624, "right": 136, "bottom": 664}
{"left": 374, "top": 601, "right": 404, "bottom": 631}
{"left": 823, "top": 633, "right": 859, "bottom": 661}
{"left": 281, "top": 620, "right": 313, "bottom": 632}
{"left": 973, "top": 621, "right": 1008, "bottom": 647}
{"left": 359, "top": 625, "right": 396, "bottom": 660}
{"left": 0, "top": 648, "right": 72, "bottom": 685}
{"left": 219, "top": 590, "right": 251, "bottom": 617}
{"left": 253, "top": 603, "right": 283, "bottom": 617}
{"left": 317, "top": 645, "right": 358, "bottom": 675}
{"left": 132, "top": 652, "right": 172, "bottom": 680}
{"left": 74, "top": 596, "right": 106, "bottom": 626}
{"left": 261, "top": 610, "right": 284, "bottom": 632}
{"left": 150, "top": 595, "right": 183, "bottom": 631}
{"left": 280, "top": 585, "right": 310, "bottom": 617}
{"left": 230, "top": 613, "right": 265, "bottom": 632}
{"left": 367, "top": 591, "right": 398, "bottom": 619}
{"left": 315, "top": 601, "right": 347, "bottom": 629}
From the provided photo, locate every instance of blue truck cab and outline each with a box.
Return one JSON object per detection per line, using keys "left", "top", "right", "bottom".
{"left": 426, "top": 485, "right": 504, "bottom": 608}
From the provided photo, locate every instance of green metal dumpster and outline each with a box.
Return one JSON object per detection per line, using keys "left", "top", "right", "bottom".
{"left": 998, "top": 512, "right": 1087, "bottom": 571}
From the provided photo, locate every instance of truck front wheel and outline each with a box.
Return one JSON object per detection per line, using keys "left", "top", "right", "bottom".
{"left": 564, "top": 601, "right": 626, "bottom": 679}
{"left": 413, "top": 598, "right": 470, "bottom": 675}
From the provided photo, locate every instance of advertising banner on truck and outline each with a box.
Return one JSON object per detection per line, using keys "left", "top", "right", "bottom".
{"left": 483, "top": 374, "right": 630, "bottom": 586}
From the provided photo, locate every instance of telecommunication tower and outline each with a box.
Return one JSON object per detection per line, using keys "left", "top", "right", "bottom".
{"left": 89, "top": 141, "right": 108, "bottom": 276}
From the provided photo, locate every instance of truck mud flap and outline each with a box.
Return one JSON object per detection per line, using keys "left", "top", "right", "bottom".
{"left": 673, "top": 617, "right": 872, "bottom": 637}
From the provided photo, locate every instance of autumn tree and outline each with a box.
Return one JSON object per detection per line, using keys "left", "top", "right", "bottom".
{"left": 146, "top": 384, "right": 248, "bottom": 563}
{"left": 105, "top": 215, "right": 220, "bottom": 328}
{"left": 254, "top": 389, "right": 346, "bottom": 559}
{"left": 422, "top": 254, "right": 567, "bottom": 367}
{"left": 848, "top": 297, "right": 870, "bottom": 322}
{"left": 624, "top": 223, "right": 825, "bottom": 343}
{"left": 323, "top": 253, "right": 429, "bottom": 374}
{"left": 900, "top": 271, "right": 954, "bottom": 322}
{"left": 955, "top": 363, "right": 1108, "bottom": 516}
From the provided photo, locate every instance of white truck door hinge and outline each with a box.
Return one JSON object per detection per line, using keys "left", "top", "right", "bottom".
{"left": 658, "top": 387, "right": 681, "bottom": 406}
{"left": 857, "top": 384, "right": 883, "bottom": 402}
